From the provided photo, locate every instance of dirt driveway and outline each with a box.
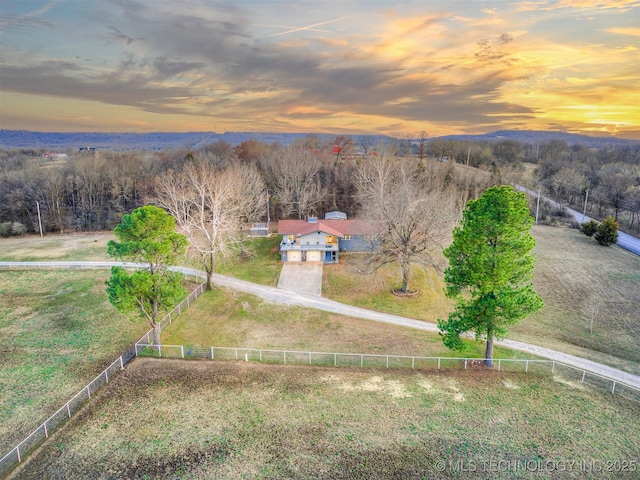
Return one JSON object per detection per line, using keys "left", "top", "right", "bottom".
{"left": 277, "top": 262, "right": 323, "bottom": 296}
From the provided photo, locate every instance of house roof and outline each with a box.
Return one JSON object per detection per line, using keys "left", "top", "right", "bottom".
{"left": 277, "top": 219, "right": 375, "bottom": 237}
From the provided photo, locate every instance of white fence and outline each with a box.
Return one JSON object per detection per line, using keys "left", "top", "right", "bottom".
{"left": 2, "top": 261, "right": 639, "bottom": 475}
{"left": 0, "top": 262, "right": 206, "bottom": 477}
{"left": 134, "top": 344, "right": 640, "bottom": 403}
{"left": 0, "top": 261, "right": 205, "bottom": 284}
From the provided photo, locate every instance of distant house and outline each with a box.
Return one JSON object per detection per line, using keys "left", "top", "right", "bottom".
{"left": 277, "top": 212, "right": 373, "bottom": 263}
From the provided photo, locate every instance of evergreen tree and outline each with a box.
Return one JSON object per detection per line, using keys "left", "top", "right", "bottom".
{"left": 438, "top": 185, "right": 543, "bottom": 366}
{"left": 595, "top": 216, "right": 618, "bottom": 246}
{"left": 106, "top": 205, "right": 188, "bottom": 346}
{"left": 581, "top": 219, "right": 598, "bottom": 237}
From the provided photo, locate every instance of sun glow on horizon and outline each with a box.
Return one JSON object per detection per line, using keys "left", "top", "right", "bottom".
{"left": 0, "top": 0, "right": 637, "bottom": 137}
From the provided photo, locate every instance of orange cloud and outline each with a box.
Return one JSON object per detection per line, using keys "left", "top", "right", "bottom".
{"left": 606, "top": 27, "right": 640, "bottom": 36}
{"left": 515, "top": 0, "right": 640, "bottom": 12}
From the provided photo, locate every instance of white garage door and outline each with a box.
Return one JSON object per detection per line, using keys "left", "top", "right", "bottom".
{"left": 287, "top": 250, "right": 302, "bottom": 262}
{"left": 307, "top": 250, "right": 322, "bottom": 262}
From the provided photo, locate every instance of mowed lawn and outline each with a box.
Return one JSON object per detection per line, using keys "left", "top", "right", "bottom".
{"left": 10, "top": 358, "right": 640, "bottom": 480}
{"left": 161, "top": 287, "right": 530, "bottom": 360}
{"left": 0, "top": 270, "right": 149, "bottom": 454}
{"left": 323, "top": 225, "right": 640, "bottom": 376}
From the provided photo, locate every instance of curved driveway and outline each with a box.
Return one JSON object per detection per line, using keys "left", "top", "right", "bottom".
{"left": 2, "top": 261, "right": 639, "bottom": 389}
{"left": 203, "top": 270, "right": 640, "bottom": 388}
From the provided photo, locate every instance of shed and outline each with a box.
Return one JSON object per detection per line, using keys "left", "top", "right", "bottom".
{"left": 249, "top": 223, "right": 271, "bottom": 237}
{"left": 324, "top": 211, "right": 347, "bottom": 220}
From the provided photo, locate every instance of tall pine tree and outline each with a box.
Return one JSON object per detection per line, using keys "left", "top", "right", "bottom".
{"left": 106, "top": 205, "right": 188, "bottom": 346}
{"left": 438, "top": 185, "right": 543, "bottom": 366}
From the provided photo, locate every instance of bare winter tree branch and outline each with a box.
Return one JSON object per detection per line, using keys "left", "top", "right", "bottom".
{"left": 356, "top": 153, "right": 458, "bottom": 293}
{"left": 155, "top": 161, "right": 266, "bottom": 289}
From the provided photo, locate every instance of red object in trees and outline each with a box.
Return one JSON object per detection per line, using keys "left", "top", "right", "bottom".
{"left": 332, "top": 145, "right": 342, "bottom": 155}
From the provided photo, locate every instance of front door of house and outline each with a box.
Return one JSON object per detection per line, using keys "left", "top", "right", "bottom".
{"left": 301, "top": 251, "right": 307, "bottom": 262}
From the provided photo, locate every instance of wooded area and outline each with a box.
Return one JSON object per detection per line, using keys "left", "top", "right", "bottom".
{"left": 1, "top": 136, "right": 639, "bottom": 236}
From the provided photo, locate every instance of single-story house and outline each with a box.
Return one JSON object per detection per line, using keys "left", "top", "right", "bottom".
{"left": 277, "top": 212, "right": 373, "bottom": 263}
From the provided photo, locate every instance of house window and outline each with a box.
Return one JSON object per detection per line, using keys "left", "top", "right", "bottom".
{"left": 343, "top": 234, "right": 354, "bottom": 240}
{"left": 288, "top": 235, "right": 295, "bottom": 241}
{"left": 325, "top": 235, "right": 337, "bottom": 245}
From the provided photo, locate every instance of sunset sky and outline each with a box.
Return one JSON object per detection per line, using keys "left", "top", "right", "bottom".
{"left": 1, "top": 0, "right": 638, "bottom": 138}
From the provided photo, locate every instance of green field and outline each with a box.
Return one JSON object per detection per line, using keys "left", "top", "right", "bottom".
{"left": 322, "top": 225, "right": 640, "bottom": 376}
{"left": 0, "top": 270, "right": 150, "bottom": 454}
{"left": 1, "top": 224, "right": 638, "bottom": 476}
{"left": 10, "top": 359, "right": 640, "bottom": 479}
{"left": 160, "top": 287, "right": 529, "bottom": 360}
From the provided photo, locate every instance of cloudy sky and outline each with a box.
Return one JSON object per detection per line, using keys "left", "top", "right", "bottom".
{"left": 1, "top": 0, "right": 638, "bottom": 138}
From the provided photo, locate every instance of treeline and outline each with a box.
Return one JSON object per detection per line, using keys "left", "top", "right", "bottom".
{"left": 1, "top": 135, "right": 638, "bottom": 235}
{"left": 531, "top": 140, "right": 640, "bottom": 231}
{"left": 424, "top": 138, "right": 640, "bottom": 232}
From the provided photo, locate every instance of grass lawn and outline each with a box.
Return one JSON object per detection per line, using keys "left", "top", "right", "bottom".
{"left": 1, "top": 226, "right": 637, "bottom": 376}
{"left": 0, "top": 232, "right": 115, "bottom": 261}
{"left": 161, "top": 288, "right": 529, "bottom": 361}
{"left": 215, "top": 234, "right": 282, "bottom": 286}
{"left": 322, "top": 225, "right": 640, "bottom": 376}
{"left": 0, "top": 270, "right": 150, "bottom": 454}
{"left": 513, "top": 225, "right": 640, "bottom": 375}
{"left": 11, "top": 358, "right": 640, "bottom": 479}
{"left": 322, "top": 256, "right": 452, "bottom": 324}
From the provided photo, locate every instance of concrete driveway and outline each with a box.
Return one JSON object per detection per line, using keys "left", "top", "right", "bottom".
{"left": 277, "top": 263, "right": 324, "bottom": 296}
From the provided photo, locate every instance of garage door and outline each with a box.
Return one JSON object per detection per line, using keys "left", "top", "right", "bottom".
{"left": 287, "top": 250, "right": 302, "bottom": 262}
{"left": 307, "top": 250, "right": 322, "bottom": 262}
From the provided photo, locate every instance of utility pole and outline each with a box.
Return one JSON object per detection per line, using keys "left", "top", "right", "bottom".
{"left": 36, "top": 201, "right": 43, "bottom": 237}
{"left": 535, "top": 189, "right": 541, "bottom": 225}
{"left": 466, "top": 146, "right": 471, "bottom": 166}
{"left": 266, "top": 192, "right": 270, "bottom": 226}
{"left": 582, "top": 188, "right": 589, "bottom": 223}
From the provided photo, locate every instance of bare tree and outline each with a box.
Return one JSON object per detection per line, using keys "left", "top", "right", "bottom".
{"left": 330, "top": 135, "right": 354, "bottom": 165}
{"left": 358, "top": 135, "right": 375, "bottom": 156}
{"left": 260, "top": 146, "right": 326, "bottom": 219}
{"left": 416, "top": 131, "right": 428, "bottom": 161}
{"left": 38, "top": 169, "right": 69, "bottom": 233}
{"left": 356, "top": 153, "right": 457, "bottom": 293}
{"left": 598, "top": 164, "right": 633, "bottom": 221}
{"left": 155, "top": 162, "right": 266, "bottom": 290}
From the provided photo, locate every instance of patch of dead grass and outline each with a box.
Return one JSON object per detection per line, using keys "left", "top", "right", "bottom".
{"left": 9, "top": 359, "right": 639, "bottom": 480}
{"left": 0, "top": 232, "right": 115, "bottom": 261}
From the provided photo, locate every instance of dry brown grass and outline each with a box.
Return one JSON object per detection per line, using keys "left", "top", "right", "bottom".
{"left": 162, "top": 288, "right": 525, "bottom": 360}
{"left": 10, "top": 358, "right": 640, "bottom": 479}
{"left": 0, "top": 232, "right": 115, "bottom": 261}
{"left": 512, "top": 225, "right": 640, "bottom": 375}
{"left": 322, "top": 225, "right": 640, "bottom": 376}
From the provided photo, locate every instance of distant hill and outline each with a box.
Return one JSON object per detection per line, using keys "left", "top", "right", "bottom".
{"left": 433, "top": 130, "right": 639, "bottom": 149}
{"left": 0, "top": 129, "right": 636, "bottom": 151}
{"left": 0, "top": 130, "right": 327, "bottom": 151}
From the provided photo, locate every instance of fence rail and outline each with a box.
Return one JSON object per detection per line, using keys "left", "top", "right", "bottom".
{"left": 2, "top": 261, "right": 639, "bottom": 476}
{"left": 0, "top": 262, "right": 206, "bottom": 477}
{"left": 134, "top": 344, "right": 640, "bottom": 403}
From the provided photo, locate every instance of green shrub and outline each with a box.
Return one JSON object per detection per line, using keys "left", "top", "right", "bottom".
{"left": 0, "top": 221, "right": 27, "bottom": 237}
{"left": 581, "top": 219, "right": 599, "bottom": 237}
{"left": 0, "top": 222, "right": 11, "bottom": 237}
{"left": 11, "top": 222, "right": 26, "bottom": 236}
{"left": 595, "top": 216, "right": 618, "bottom": 246}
